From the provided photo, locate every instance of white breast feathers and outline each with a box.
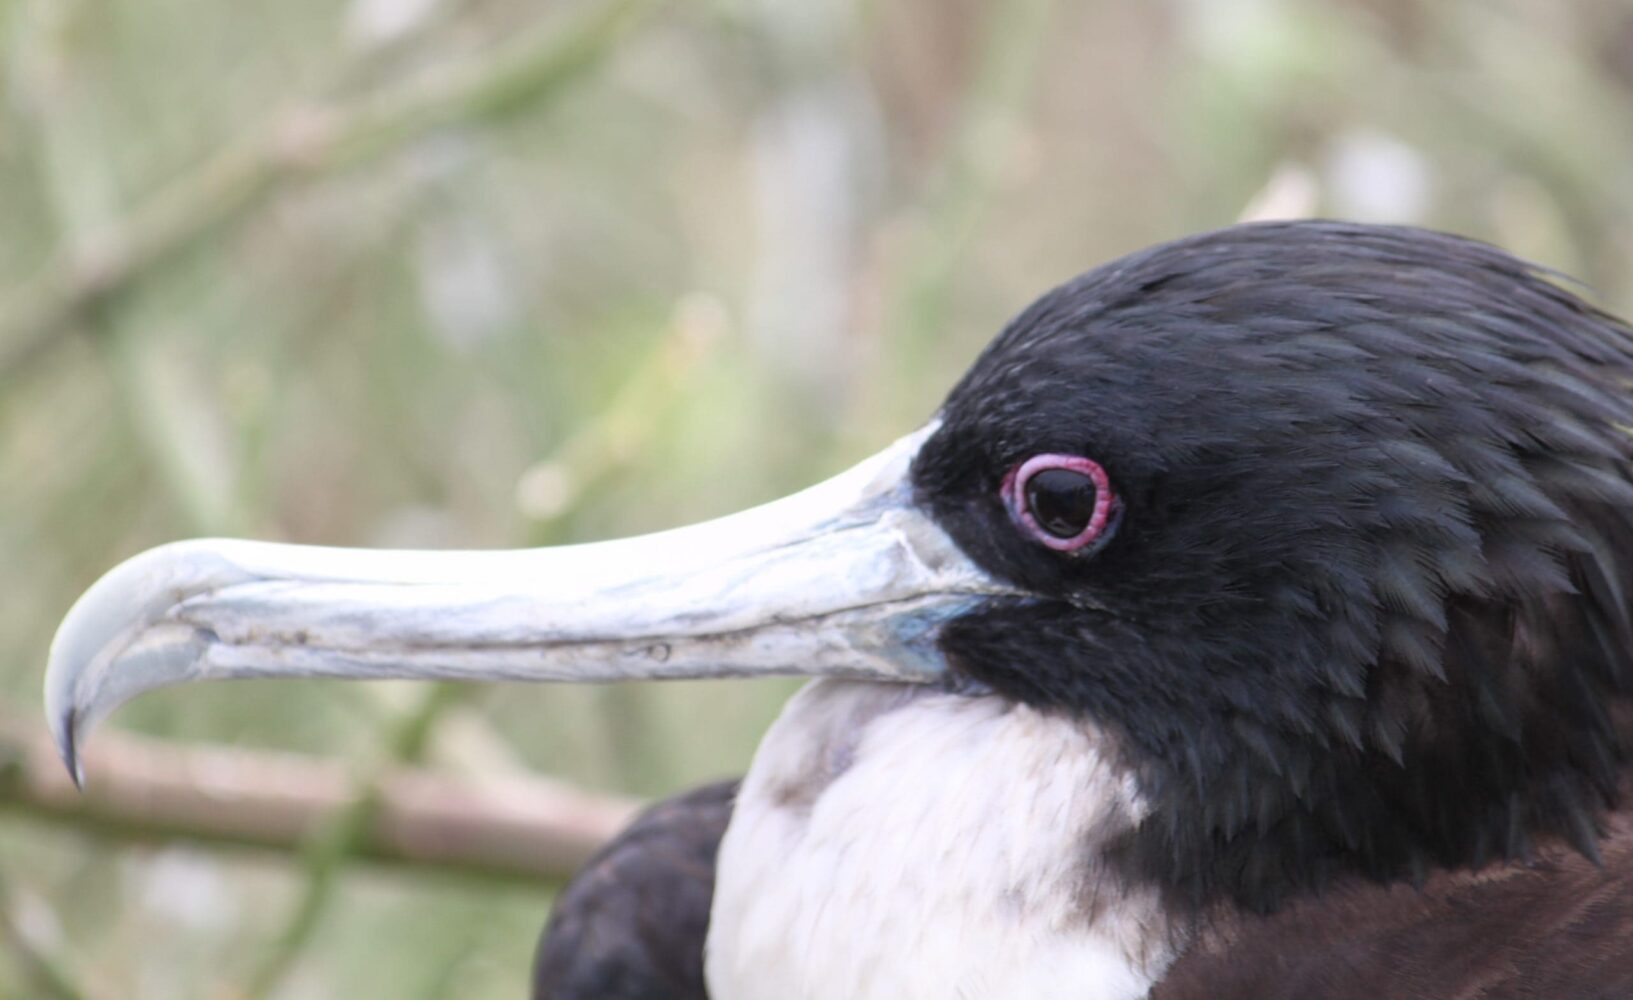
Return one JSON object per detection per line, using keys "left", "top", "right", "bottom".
{"left": 706, "top": 679, "right": 1184, "bottom": 1000}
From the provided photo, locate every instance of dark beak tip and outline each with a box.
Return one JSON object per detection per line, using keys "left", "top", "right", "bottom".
{"left": 58, "top": 709, "right": 85, "bottom": 790}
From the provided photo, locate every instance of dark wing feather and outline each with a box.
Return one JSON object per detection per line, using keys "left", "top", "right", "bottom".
{"left": 1151, "top": 809, "right": 1633, "bottom": 1000}
{"left": 532, "top": 780, "right": 736, "bottom": 1000}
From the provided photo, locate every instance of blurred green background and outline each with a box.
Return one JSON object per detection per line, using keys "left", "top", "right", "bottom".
{"left": 3, "top": 0, "right": 1633, "bottom": 996}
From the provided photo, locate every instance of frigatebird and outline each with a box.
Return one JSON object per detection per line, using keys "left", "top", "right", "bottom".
{"left": 46, "top": 221, "right": 1633, "bottom": 999}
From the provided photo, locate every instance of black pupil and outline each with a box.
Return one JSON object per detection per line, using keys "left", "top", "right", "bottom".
{"left": 1025, "top": 468, "right": 1097, "bottom": 538}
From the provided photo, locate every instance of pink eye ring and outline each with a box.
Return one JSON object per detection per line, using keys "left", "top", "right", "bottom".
{"left": 1001, "top": 454, "right": 1116, "bottom": 552}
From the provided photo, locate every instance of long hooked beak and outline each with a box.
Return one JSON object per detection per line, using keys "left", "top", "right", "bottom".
{"left": 45, "top": 424, "right": 1013, "bottom": 785}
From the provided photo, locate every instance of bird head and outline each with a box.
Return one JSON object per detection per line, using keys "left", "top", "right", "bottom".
{"left": 47, "top": 221, "right": 1633, "bottom": 910}
{"left": 914, "top": 222, "right": 1633, "bottom": 907}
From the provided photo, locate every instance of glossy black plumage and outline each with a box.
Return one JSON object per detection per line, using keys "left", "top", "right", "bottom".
{"left": 533, "top": 781, "right": 733, "bottom": 1000}
{"left": 537, "top": 221, "right": 1633, "bottom": 996}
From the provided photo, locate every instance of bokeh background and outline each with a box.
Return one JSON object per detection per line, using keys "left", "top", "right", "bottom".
{"left": 4, "top": 0, "right": 1633, "bottom": 996}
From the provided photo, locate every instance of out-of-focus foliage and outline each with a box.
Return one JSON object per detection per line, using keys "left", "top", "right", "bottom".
{"left": 3, "top": 0, "right": 1633, "bottom": 995}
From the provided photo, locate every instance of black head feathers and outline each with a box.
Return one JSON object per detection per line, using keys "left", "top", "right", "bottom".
{"left": 911, "top": 221, "right": 1633, "bottom": 911}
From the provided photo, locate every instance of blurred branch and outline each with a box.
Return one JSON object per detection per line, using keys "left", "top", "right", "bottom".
{"left": 0, "top": 0, "right": 660, "bottom": 386}
{"left": 890, "top": 0, "right": 1058, "bottom": 339}
{"left": 244, "top": 683, "right": 466, "bottom": 998}
{"left": 516, "top": 294, "right": 726, "bottom": 533}
{"left": 860, "top": 0, "right": 1058, "bottom": 429}
{"left": 0, "top": 711, "right": 641, "bottom": 883}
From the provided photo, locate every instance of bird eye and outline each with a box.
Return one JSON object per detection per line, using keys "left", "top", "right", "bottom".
{"left": 1001, "top": 454, "right": 1116, "bottom": 553}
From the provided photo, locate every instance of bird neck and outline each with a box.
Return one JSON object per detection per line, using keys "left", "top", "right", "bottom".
{"left": 706, "top": 679, "right": 1186, "bottom": 1000}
